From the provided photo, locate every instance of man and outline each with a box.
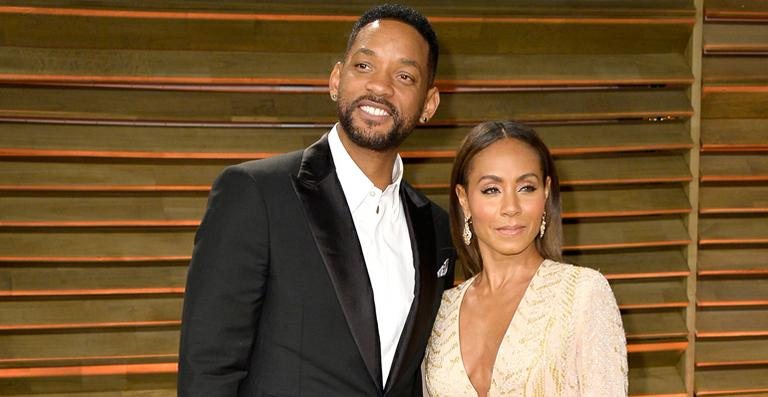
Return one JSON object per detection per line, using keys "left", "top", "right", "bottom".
{"left": 178, "top": 4, "right": 455, "bottom": 396}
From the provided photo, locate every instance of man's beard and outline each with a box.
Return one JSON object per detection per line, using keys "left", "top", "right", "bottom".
{"left": 337, "top": 94, "right": 418, "bottom": 152}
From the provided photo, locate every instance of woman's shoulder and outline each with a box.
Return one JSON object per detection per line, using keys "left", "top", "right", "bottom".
{"left": 439, "top": 274, "right": 476, "bottom": 306}
{"left": 543, "top": 259, "right": 609, "bottom": 285}
{"left": 541, "top": 260, "right": 614, "bottom": 303}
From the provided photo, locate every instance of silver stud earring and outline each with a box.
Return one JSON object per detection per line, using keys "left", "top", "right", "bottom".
{"left": 539, "top": 211, "right": 547, "bottom": 239}
{"left": 330, "top": 93, "right": 337, "bottom": 101}
{"left": 463, "top": 216, "right": 472, "bottom": 246}
{"left": 421, "top": 116, "right": 428, "bottom": 123}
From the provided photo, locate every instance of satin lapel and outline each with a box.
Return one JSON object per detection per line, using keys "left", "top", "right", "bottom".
{"left": 385, "top": 182, "right": 438, "bottom": 392}
{"left": 290, "top": 135, "right": 383, "bottom": 390}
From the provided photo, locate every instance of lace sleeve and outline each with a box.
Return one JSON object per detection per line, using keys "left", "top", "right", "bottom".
{"left": 575, "top": 271, "right": 629, "bottom": 396}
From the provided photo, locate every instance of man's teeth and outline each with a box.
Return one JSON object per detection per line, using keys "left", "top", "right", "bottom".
{"left": 360, "top": 105, "right": 389, "bottom": 116}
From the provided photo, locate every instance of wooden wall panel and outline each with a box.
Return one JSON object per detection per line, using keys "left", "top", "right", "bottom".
{"left": 697, "top": 0, "right": 768, "bottom": 395}
{"left": 0, "top": 1, "right": 729, "bottom": 395}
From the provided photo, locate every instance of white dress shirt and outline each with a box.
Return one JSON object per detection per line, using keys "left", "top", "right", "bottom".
{"left": 328, "top": 125, "right": 415, "bottom": 385}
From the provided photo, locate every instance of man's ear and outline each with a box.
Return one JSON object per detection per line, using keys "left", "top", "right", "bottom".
{"left": 328, "top": 61, "right": 342, "bottom": 100}
{"left": 420, "top": 86, "right": 440, "bottom": 122}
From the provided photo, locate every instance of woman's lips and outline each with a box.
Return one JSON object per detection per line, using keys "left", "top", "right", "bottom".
{"left": 495, "top": 225, "right": 525, "bottom": 236}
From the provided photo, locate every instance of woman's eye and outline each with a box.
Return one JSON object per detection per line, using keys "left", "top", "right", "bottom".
{"left": 481, "top": 187, "right": 500, "bottom": 195}
{"left": 519, "top": 185, "right": 537, "bottom": 193}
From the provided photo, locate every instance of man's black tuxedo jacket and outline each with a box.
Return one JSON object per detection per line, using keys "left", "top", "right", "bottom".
{"left": 178, "top": 134, "right": 455, "bottom": 396}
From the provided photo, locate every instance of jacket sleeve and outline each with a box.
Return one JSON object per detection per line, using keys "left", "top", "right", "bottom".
{"left": 178, "top": 165, "right": 270, "bottom": 396}
{"left": 575, "top": 271, "right": 629, "bottom": 396}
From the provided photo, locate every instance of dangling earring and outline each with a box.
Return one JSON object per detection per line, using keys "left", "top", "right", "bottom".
{"left": 462, "top": 216, "right": 472, "bottom": 246}
{"left": 539, "top": 211, "right": 547, "bottom": 239}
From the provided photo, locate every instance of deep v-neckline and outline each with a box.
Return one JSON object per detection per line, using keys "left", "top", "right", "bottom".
{"left": 456, "top": 260, "right": 547, "bottom": 396}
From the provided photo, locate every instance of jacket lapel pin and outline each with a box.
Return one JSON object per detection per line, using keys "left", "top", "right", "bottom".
{"left": 437, "top": 258, "right": 449, "bottom": 278}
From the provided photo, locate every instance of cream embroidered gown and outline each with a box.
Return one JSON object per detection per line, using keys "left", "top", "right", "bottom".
{"left": 424, "top": 260, "right": 628, "bottom": 396}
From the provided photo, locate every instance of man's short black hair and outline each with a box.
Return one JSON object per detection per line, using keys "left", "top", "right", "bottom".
{"left": 345, "top": 4, "right": 439, "bottom": 86}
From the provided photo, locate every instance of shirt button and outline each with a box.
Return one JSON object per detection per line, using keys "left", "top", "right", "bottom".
{"left": 369, "top": 191, "right": 376, "bottom": 197}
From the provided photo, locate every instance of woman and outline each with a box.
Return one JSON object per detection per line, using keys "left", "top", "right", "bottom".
{"left": 424, "top": 121, "right": 627, "bottom": 396}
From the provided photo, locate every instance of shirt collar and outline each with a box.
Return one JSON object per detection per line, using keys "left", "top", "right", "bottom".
{"left": 328, "top": 124, "right": 403, "bottom": 212}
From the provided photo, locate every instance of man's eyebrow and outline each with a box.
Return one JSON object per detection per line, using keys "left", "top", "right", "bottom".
{"left": 355, "top": 48, "right": 376, "bottom": 57}
{"left": 353, "top": 48, "right": 421, "bottom": 70}
{"left": 400, "top": 57, "right": 420, "bottom": 69}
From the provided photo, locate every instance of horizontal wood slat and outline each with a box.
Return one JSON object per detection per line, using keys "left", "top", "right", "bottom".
{"left": 699, "top": 217, "right": 768, "bottom": 245}
{"left": 0, "top": 194, "right": 207, "bottom": 225}
{"left": 700, "top": 154, "right": 768, "bottom": 182}
{"left": 697, "top": 308, "right": 768, "bottom": 338}
{"left": 0, "top": 1, "right": 697, "bottom": 18}
{"left": 418, "top": 188, "right": 692, "bottom": 226}
{"left": 0, "top": 320, "right": 181, "bottom": 333}
{"left": 0, "top": 219, "right": 690, "bottom": 262}
{"left": 702, "top": 89, "right": 768, "bottom": 118}
{"left": 563, "top": 217, "right": 691, "bottom": 252}
{"left": 622, "top": 310, "right": 688, "bottom": 340}
{"left": 700, "top": 186, "right": 768, "bottom": 214}
{"left": 532, "top": 154, "right": 692, "bottom": 186}
{"left": 0, "top": 48, "right": 693, "bottom": 88}
{"left": 0, "top": 121, "right": 693, "bottom": 158}
{"left": 697, "top": 339, "right": 768, "bottom": 367}
{"left": 0, "top": 288, "right": 183, "bottom": 298}
{"left": 0, "top": 123, "right": 326, "bottom": 157}
{"left": 0, "top": 329, "right": 179, "bottom": 369}
{"left": 704, "top": 24, "right": 768, "bottom": 54}
{"left": 0, "top": 296, "right": 182, "bottom": 328}
{"left": 698, "top": 248, "right": 768, "bottom": 275}
{"left": 695, "top": 367, "right": 768, "bottom": 396}
{"left": 698, "top": 278, "right": 768, "bottom": 307}
{"left": 0, "top": 153, "right": 693, "bottom": 191}
{"left": 701, "top": 119, "right": 768, "bottom": 152}
{"left": 0, "top": 257, "right": 189, "bottom": 264}
{"left": 0, "top": 371, "right": 176, "bottom": 396}
{"left": 629, "top": 342, "right": 688, "bottom": 354}
{"left": 703, "top": 57, "right": 768, "bottom": 85}
{"left": 0, "top": 329, "right": 690, "bottom": 372}
{"left": 0, "top": 229, "right": 195, "bottom": 258}
{"left": 0, "top": 11, "right": 693, "bottom": 55}
{"left": 0, "top": 160, "right": 229, "bottom": 189}
{"left": 562, "top": 186, "right": 691, "bottom": 219}
{"left": 705, "top": 0, "right": 768, "bottom": 21}
{"left": 629, "top": 351, "right": 687, "bottom": 396}
{"left": 0, "top": 87, "right": 694, "bottom": 124}
{"left": 566, "top": 248, "right": 690, "bottom": 279}
{"left": 610, "top": 278, "right": 688, "bottom": 309}
{"left": 0, "top": 186, "right": 690, "bottom": 227}
{"left": 0, "top": 264, "right": 186, "bottom": 292}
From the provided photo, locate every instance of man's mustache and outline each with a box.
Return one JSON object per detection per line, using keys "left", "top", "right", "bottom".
{"left": 348, "top": 95, "right": 399, "bottom": 118}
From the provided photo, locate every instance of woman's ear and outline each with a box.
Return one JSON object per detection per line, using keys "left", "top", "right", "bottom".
{"left": 456, "top": 184, "right": 470, "bottom": 219}
{"left": 545, "top": 176, "right": 551, "bottom": 201}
